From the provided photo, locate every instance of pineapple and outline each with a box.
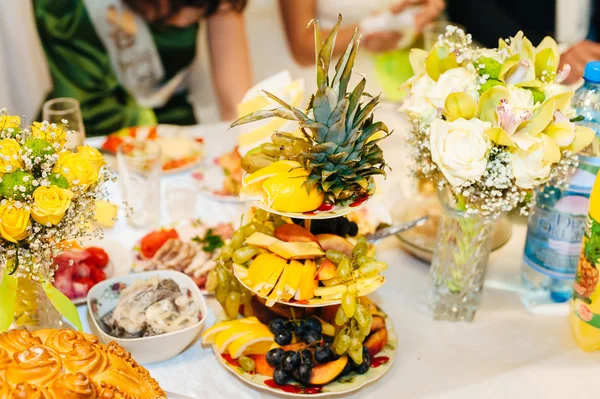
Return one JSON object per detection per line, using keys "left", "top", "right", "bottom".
{"left": 231, "top": 15, "right": 390, "bottom": 203}
{"left": 577, "top": 250, "right": 599, "bottom": 298}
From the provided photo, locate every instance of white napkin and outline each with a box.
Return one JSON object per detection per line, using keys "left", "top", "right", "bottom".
{"left": 235, "top": 71, "right": 304, "bottom": 156}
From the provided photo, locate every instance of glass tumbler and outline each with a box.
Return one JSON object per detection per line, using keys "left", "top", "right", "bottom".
{"left": 117, "top": 140, "right": 162, "bottom": 228}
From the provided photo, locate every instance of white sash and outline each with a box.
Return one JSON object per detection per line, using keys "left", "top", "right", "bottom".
{"left": 83, "top": 0, "right": 191, "bottom": 108}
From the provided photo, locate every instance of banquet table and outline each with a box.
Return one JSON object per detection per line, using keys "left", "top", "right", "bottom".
{"left": 80, "top": 103, "right": 600, "bottom": 399}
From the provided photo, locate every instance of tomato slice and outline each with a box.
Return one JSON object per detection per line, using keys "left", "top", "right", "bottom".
{"left": 101, "top": 136, "right": 125, "bottom": 153}
{"left": 86, "top": 247, "right": 109, "bottom": 268}
{"left": 140, "top": 228, "right": 179, "bottom": 258}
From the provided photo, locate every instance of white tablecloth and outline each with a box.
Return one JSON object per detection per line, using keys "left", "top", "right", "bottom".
{"left": 80, "top": 103, "right": 600, "bottom": 399}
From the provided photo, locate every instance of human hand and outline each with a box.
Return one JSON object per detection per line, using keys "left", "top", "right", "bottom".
{"left": 363, "top": 31, "right": 403, "bottom": 52}
{"left": 390, "top": 0, "right": 445, "bottom": 30}
{"left": 559, "top": 40, "right": 600, "bottom": 84}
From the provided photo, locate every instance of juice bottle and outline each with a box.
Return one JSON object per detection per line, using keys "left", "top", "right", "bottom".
{"left": 570, "top": 174, "right": 600, "bottom": 351}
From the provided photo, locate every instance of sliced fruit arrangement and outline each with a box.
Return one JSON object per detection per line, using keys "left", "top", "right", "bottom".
{"left": 208, "top": 208, "right": 386, "bottom": 307}
{"left": 231, "top": 15, "right": 389, "bottom": 213}
{"left": 206, "top": 299, "right": 394, "bottom": 394}
{"left": 202, "top": 317, "right": 274, "bottom": 359}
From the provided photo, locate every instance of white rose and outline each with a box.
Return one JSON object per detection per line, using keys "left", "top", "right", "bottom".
{"left": 508, "top": 86, "right": 535, "bottom": 109}
{"left": 510, "top": 145, "right": 552, "bottom": 189}
{"left": 434, "top": 68, "right": 479, "bottom": 105}
{"left": 399, "top": 74, "right": 438, "bottom": 123}
{"left": 429, "top": 118, "right": 491, "bottom": 186}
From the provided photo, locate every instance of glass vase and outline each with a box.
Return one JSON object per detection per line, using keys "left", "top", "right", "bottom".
{"left": 429, "top": 188, "right": 497, "bottom": 322}
{"left": 11, "top": 277, "right": 63, "bottom": 330}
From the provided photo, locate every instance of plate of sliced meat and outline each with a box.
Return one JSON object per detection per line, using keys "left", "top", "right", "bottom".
{"left": 132, "top": 219, "right": 234, "bottom": 293}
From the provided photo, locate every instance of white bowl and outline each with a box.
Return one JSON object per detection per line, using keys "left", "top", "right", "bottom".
{"left": 87, "top": 270, "right": 207, "bottom": 364}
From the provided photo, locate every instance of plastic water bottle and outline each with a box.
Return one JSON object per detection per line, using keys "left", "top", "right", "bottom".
{"left": 521, "top": 62, "right": 600, "bottom": 314}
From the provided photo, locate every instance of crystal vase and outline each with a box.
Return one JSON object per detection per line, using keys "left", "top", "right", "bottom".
{"left": 429, "top": 188, "right": 497, "bottom": 322}
{"left": 11, "top": 277, "right": 63, "bottom": 330}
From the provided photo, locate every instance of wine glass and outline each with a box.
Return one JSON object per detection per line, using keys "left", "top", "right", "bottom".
{"left": 42, "top": 98, "right": 86, "bottom": 148}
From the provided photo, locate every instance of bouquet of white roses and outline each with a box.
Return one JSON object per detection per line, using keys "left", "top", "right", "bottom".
{"left": 401, "top": 27, "right": 595, "bottom": 217}
{"left": 0, "top": 109, "right": 112, "bottom": 330}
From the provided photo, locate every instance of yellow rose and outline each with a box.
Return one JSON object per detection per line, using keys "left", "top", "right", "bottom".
{"left": 0, "top": 115, "right": 20, "bottom": 129}
{"left": 0, "top": 138, "right": 23, "bottom": 174}
{"left": 76, "top": 146, "right": 105, "bottom": 173}
{"left": 31, "top": 121, "right": 67, "bottom": 146}
{"left": 54, "top": 152, "right": 99, "bottom": 189}
{"left": 0, "top": 201, "right": 30, "bottom": 243}
{"left": 31, "top": 186, "right": 74, "bottom": 226}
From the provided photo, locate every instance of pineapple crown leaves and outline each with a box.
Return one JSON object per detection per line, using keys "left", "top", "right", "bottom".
{"left": 230, "top": 14, "right": 390, "bottom": 201}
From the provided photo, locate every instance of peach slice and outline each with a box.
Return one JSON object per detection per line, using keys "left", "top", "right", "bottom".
{"left": 249, "top": 354, "right": 274, "bottom": 377}
{"left": 274, "top": 224, "right": 318, "bottom": 243}
{"left": 317, "top": 304, "right": 340, "bottom": 324}
{"left": 370, "top": 315, "right": 386, "bottom": 333}
{"left": 315, "top": 234, "right": 354, "bottom": 258}
{"left": 308, "top": 355, "right": 348, "bottom": 385}
{"left": 315, "top": 316, "right": 336, "bottom": 336}
{"left": 314, "top": 259, "right": 337, "bottom": 280}
{"left": 364, "top": 328, "right": 388, "bottom": 358}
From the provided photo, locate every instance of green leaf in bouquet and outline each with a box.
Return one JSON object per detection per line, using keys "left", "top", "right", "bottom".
{"left": 425, "top": 43, "right": 458, "bottom": 81}
{"left": 526, "top": 87, "right": 546, "bottom": 104}
{"left": 0, "top": 271, "right": 17, "bottom": 332}
{"left": 476, "top": 56, "right": 502, "bottom": 79}
{"left": 478, "top": 79, "right": 505, "bottom": 95}
{"left": 443, "top": 92, "right": 477, "bottom": 122}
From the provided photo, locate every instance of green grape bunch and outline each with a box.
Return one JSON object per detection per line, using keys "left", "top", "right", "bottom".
{"left": 325, "top": 236, "right": 384, "bottom": 365}
{"left": 206, "top": 208, "right": 287, "bottom": 319}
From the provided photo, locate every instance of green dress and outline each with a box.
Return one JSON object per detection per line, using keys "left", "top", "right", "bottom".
{"left": 33, "top": 0, "right": 198, "bottom": 136}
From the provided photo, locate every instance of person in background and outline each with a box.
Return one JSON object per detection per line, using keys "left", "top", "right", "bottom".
{"left": 279, "top": 0, "right": 445, "bottom": 66}
{"left": 34, "top": 0, "right": 251, "bottom": 136}
{"left": 447, "top": 0, "right": 600, "bottom": 84}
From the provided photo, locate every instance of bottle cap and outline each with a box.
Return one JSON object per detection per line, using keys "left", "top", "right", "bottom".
{"left": 584, "top": 61, "right": 600, "bottom": 83}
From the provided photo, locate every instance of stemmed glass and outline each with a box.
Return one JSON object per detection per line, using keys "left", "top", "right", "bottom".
{"left": 42, "top": 98, "right": 86, "bottom": 148}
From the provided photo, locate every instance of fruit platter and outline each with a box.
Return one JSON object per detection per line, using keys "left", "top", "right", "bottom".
{"left": 231, "top": 16, "right": 389, "bottom": 218}
{"left": 101, "top": 125, "right": 205, "bottom": 173}
{"left": 202, "top": 298, "right": 396, "bottom": 397}
{"left": 208, "top": 208, "right": 387, "bottom": 308}
{"left": 133, "top": 219, "right": 234, "bottom": 291}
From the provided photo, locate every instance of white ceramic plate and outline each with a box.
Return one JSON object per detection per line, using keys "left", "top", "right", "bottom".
{"left": 101, "top": 125, "right": 205, "bottom": 176}
{"left": 192, "top": 163, "right": 246, "bottom": 204}
{"left": 213, "top": 308, "right": 397, "bottom": 397}
{"left": 87, "top": 269, "right": 208, "bottom": 365}
{"left": 67, "top": 238, "right": 133, "bottom": 305}
{"left": 247, "top": 180, "right": 376, "bottom": 221}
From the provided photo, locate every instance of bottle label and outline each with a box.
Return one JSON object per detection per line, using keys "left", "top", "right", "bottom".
{"left": 523, "top": 189, "right": 590, "bottom": 279}
{"left": 573, "top": 214, "right": 600, "bottom": 328}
